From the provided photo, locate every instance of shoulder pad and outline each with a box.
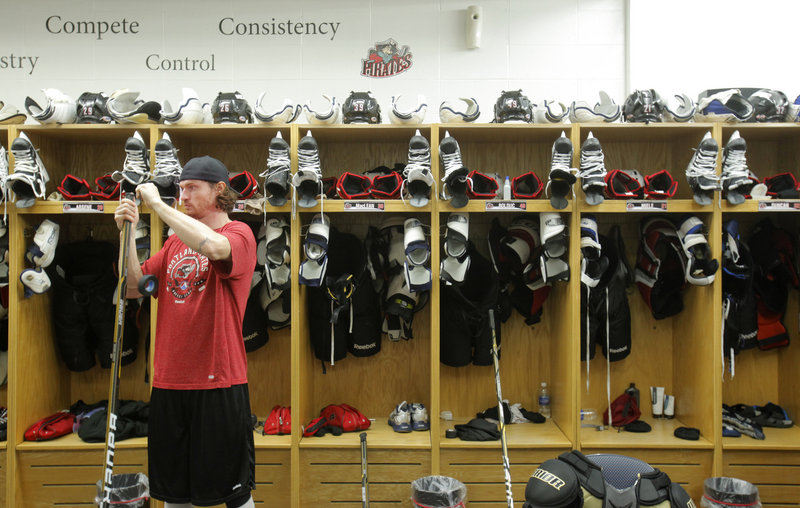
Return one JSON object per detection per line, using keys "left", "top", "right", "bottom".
{"left": 558, "top": 450, "right": 606, "bottom": 499}
{"left": 636, "top": 469, "right": 671, "bottom": 506}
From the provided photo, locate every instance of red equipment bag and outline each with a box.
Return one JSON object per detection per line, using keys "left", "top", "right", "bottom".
{"left": 24, "top": 411, "right": 75, "bottom": 441}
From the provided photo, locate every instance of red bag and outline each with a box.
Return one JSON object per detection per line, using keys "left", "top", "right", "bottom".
{"left": 24, "top": 411, "right": 75, "bottom": 441}
{"left": 263, "top": 405, "right": 282, "bottom": 435}
{"left": 279, "top": 406, "right": 291, "bottom": 435}
{"left": 320, "top": 404, "right": 359, "bottom": 432}
{"left": 602, "top": 393, "right": 641, "bottom": 427}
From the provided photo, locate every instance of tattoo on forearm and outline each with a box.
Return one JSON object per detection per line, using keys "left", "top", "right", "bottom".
{"left": 198, "top": 237, "right": 210, "bottom": 255}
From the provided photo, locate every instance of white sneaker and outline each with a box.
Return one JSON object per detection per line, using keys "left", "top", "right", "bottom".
{"left": 24, "top": 88, "right": 77, "bottom": 124}
{"left": 7, "top": 131, "right": 50, "bottom": 208}
{"left": 578, "top": 132, "right": 607, "bottom": 205}
{"left": 20, "top": 267, "right": 51, "bottom": 297}
{"left": 25, "top": 219, "right": 59, "bottom": 268}
{"left": 403, "top": 130, "right": 434, "bottom": 207}
{"left": 162, "top": 88, "right": 204, "bottom": 125}
{"left": 293, "top": 131, "right": 323, "bottom": 208}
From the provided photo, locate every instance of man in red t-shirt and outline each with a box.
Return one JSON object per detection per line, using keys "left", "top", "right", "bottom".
{"left": 114, "top": 156, "right": 257, "bottom": 508}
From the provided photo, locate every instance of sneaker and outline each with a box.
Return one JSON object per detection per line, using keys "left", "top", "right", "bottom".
{"left": 578, "top": 132, "right": 607, "bottom": 205}
{"left": 162, "top": 88, "right": 204, "bottom": 125}
{"left": 7, "top": 131, "right": 50, "bottom": 208}
{"left": 677, "top": 215, "right": 718, "bottom": 286}
{"left": 112, "top": 131, "right": 150, "bottom": 194}
{"left": 151, "top": 132, "right": 182, "bottom": 203}
{"left": 262, "top": 132, "right": 291, "bottom": 206}
{"left": 721, "top": 131, "right": 756, "bottom": 205}
{"left": 439, "top": 131, "right": 469, "bottom": 208}
{"left": 547, "top": 131, "right": 576, "bottom": 210}
{"left": 25, "top": 219, "right": 59, "bottom": 268}
{"left": 388, "top": 401, "right": 412, "bottom": 433}
{"left": 686, "top": 132, "right": 720, "bottom": 206}
{"left": 403, "top": 130, "right": 434, "bottom": 207}
{"left": 409, "top": 403, "right": 430, "bottom": 431}
{"left": 293, "top": 131, "right": 323, "bottom": 208}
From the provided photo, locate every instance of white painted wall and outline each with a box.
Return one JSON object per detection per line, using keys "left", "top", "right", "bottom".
{"left": 0, "top": 0, "right": 626, "bottom": 124}
{"left": 628, "top": 0, "right": 800, "bottom": 101}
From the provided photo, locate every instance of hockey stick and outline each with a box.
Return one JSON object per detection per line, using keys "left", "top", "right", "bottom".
{"left": 100, "top": 192, "right": 157, "bottom": 507}
{"left": 360, "top": 432, "right": 370, "bottom": 508}
{"left": 488, "top": 309, "right": 514, "bottom": 508}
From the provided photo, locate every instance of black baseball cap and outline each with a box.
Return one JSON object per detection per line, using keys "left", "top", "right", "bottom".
{"left": 180, "top": 156, "right": 231, "bottom": 185}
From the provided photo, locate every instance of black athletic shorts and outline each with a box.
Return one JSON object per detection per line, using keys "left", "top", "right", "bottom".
{"left": 148, "top": 384, "right": 255, "bottom": 506}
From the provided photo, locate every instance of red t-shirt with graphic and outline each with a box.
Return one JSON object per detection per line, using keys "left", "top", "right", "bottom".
{"left": 141, "top": 221, "right": 256, "bottom": 390}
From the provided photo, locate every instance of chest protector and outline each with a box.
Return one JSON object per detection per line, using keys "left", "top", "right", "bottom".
{"left": 524, "top": 450, "right": 695, "bottom": 508}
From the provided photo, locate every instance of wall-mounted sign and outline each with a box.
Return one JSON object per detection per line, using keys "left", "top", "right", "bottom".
{"left": 360, "top": 39, "right": 412, "bottom": 78}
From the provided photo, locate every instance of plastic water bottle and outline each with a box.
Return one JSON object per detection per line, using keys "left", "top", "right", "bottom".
{"left": 580, "top": 408, "right": 599, "bottom": 427}
{"left": 503, "top": 176, "right": 511, "bottom": 200}
{"left": 538, "top": 382, "right": 551, "bottom": 419}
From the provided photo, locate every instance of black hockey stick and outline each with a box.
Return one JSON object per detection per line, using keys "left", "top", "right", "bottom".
{"left": 100, "top": 192, "right": 157, "bottom": 507}
{"left": 360, "top": 432, "right": 370, "bottom": 508}
{"left": 488, "top": 309, "right": 514, "bottom": 508}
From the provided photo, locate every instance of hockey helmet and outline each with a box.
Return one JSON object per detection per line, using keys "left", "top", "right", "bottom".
{"left": 622, "top": 89, "right": 664, "bottom": 123}
{"left": 211, "top": 91, "right": 253, "bottom": 124}
{"left": 76, "top": 92, "right": 112, "bottom": 124}
{"left": 342, "top": 91, "right": 381, "bottom": 124}
{"left": 493, "top": 90, "right": 533, "bottom": 123}
{"left": 748, "top": 89, "right": 789, "bottom": 123}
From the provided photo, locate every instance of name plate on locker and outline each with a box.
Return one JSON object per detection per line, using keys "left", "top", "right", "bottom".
{"left": 343, "top": 201, "right": 385, "bottom": 211}
{"left": 485, "top": 201, "right": 527, "bottom": 211}
{"left": 758, "top": 200, "right": 800, "bottom": 211}
{"left": 231, "top": 201, "right": 247, "bottom": 213}
{"left": 626, "top": 200, "right": 667, "bottom": 212}
{"left": 63, "top": 202, "right": 105, "bottom": 213}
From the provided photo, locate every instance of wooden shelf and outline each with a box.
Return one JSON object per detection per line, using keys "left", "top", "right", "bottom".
{"left": 15, "top": 433, "right": 147, "bottom": 451}
{"left": 439, "top": 199, "right": 570, "bottom": 213}
{"left": 720, "top": 199, "right": 800, "bottom": 213}
{"left": 300, "top": 421, "right": 431, "bottom": 449}
{"left": 294, "top": 199, "right": 432, "bottom": 213}
{"left": 253, "top": 432, "right": 292, "bottom": 449}
{"left": 576, "top": 198, "right": 710, "bottom": 213}
{"left": 580, "top": 418, "right": 713, "bottom": 450}
{"left": 439, "top": 417, "right": 571, "bottom": 449}
{"left": 14, "top": 200, "right": 119, "bottom": 215}
{"left": 723, "top": 425, "right": 800, "bottom": 451}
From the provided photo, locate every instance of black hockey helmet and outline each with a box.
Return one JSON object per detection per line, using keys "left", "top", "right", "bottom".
{"left": 622, "top": 89, "right": 664, "bottom": 123}
{"left": 342, "top": 91, "right": 381, "bottom": 124}
{"left": 748, "top": 89, "right": 789, "bottom": 122}
{"left": 211, "top": 91, "right": 253, "bottom": 124}
{"left": 76, "top": 92, "right": 112, "bottom": 124}
{"left": 493, "top": 90, "right": 533, "bottom": 123}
